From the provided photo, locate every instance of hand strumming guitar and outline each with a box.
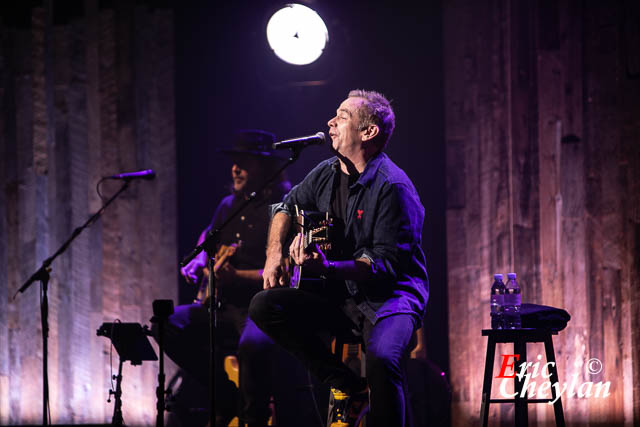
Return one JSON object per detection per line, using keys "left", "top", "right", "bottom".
{"left": 180, "top": 227, "right": 211, "bottom": 285}
{"left": 263, "top": 212, "right": 292, "bottom": 289}
{"left": 263, "top": 253, "right": 290, "bottom": 289}
{"left": 181, "top": 250, "right": 207, "bottom": 284}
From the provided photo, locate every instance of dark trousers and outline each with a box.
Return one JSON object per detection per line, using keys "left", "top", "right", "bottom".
{"left": 249, "top": 288, "right": 416, "bottom": 427}
{"left": 158, "top": 303, "right": 275, "bottom": 426}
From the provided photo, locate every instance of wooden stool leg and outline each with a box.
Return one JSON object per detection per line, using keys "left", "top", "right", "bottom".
{"left": 543, "top": 335, "right": 565, "bottom": 427}
{"left": 480, "top": 335, "right": 497, "bottom": 427}
{"left": 513, "top": 338, "right": 528, "bottom": 427}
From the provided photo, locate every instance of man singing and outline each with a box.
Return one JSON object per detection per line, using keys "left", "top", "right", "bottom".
{"left": 250, "top": 90, "right": 429, "bottom": 426}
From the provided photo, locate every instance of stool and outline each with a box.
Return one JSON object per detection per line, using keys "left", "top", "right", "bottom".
{"left": 326, "top": 328, "right": 419, "bottom": 426}
{"left": 480, "top": 329, "right": 565, "bottom": 427}
{"left": 332, "top": 333, "right": 366, "bottom": 378}
{"left": 328, "top": 333, "right": 367, "bottom": 427}
{"left": 224, "top": 355, "right": 276, "bottom": 427}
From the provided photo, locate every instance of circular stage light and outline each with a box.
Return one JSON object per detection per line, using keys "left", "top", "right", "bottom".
{"left": 266, "top": 4, "right": 329, "bottom": 66}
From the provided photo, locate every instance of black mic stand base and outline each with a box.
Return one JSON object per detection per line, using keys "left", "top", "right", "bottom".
{"left": 110, "top": 359, "right": 124, "bottom": 427}
{"left": 151, "top": 300, "right": 174, "bottom": 427}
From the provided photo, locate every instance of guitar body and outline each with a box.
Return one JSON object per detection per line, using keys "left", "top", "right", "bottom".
{"left": 194, "top": 243, "right": 238, "bottom": 304}
{"left": 289, "top": 206, "right": 337, "bottom": 290}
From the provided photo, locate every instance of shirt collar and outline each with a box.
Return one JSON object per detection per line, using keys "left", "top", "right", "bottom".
{"left": 329, "top": 152, "right": 386, "bottom": 187}
{"left": 357, "top": 151, "right": 386, "bottom": 187}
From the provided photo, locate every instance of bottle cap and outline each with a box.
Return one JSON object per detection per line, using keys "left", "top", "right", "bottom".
{"left": 493, "top": 274, "right": 503, "bottom": 280}
{"left": 507, "top": 273, "right": 517, "bottom": 279}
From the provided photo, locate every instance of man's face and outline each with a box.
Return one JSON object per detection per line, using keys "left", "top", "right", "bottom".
{"left": 231, "top": 156, "right": 262, "bottom": 193}
{"left": 327, "top": 97, "right": 365, "bottom": 157}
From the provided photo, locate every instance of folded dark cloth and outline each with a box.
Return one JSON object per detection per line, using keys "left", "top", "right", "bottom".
{"left": 521, "top": 303, "right": 571, "bottom": 331}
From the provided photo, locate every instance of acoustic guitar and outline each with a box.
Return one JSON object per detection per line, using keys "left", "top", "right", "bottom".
{"left": 193, "top": 242, "right": 239, "bottom": 304}
{"left": 289, "top": 206, "right": 338, "bottom": 289}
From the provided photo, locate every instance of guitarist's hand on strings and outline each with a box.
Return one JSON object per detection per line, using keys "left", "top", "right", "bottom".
{"left": 289, "top": 232, "right": 329, "bottom": 275}
{"left": 181, "top": 250, "right": 207, "bottom": 284}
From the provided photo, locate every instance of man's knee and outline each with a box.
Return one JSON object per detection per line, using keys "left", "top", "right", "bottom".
{"left": 238, "top": 324, "right": 273, "bottom": 357}
{"left": 238, "top": 339, "right": 270, "bottom": 362}
{"left": 366, "top": 345, "right": 404, "bottom": 385}
{"left": 248, "top": 290, "right": 270, "bottom": 325}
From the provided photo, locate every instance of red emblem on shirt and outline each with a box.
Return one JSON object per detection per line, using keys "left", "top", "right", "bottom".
{"left": 357, "top": 209, "right": 364, "bottom": 219}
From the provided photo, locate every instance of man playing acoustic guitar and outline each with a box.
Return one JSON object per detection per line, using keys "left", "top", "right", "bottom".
{"left": 250, "top": 90, "right": 429, "bottom": 427}
{"left": 168, "top": 130, "right": 291, "bottom": 426}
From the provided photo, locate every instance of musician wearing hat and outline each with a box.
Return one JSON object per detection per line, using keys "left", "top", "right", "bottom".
{"left": 165, "top": 129, "right": 291, "bottom": 426}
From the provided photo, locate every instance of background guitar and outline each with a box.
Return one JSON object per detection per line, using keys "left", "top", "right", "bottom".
{"left": 193, "top": 242, "right": 239, "bottom": 304}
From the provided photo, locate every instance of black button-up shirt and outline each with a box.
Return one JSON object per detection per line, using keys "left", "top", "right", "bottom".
{"left": 207, "top": 182, "right": 290, "bottom": 306}
{"left": 272, "top": 152, "right": 429, "bottom": 324}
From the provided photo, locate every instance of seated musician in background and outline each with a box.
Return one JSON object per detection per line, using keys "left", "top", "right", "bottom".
{"left": 250, "top": 90, "right": 429, "bottom": 427}
{"left": 166, "top": 130, "right": 291, "bottom": 426}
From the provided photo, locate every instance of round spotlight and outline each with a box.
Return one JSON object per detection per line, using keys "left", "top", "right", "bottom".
{"left": 266, "top": 4, "right": 329, "bottom": 66}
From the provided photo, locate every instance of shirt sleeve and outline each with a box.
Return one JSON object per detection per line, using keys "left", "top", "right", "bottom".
{"left": 360, "top": 182, "right": 425, "bottom": 283}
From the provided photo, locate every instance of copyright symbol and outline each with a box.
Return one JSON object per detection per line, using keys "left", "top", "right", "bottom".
{"left": 587, "top": 358, "right": 603, "bottom": 375}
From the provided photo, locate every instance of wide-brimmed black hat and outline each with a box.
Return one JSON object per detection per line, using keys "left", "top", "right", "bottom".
{"left": 218, "top": 129, "right": 284, "bottom": 160}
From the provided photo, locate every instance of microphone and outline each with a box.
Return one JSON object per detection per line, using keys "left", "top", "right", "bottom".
{"left": 105, "top": 169, "right": 156, "bottom": 180}
{"left": 272, "top": 132, "right": 325, "bottom": 150}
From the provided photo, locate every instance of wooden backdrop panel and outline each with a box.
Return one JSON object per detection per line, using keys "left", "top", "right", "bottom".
{"left": 0, "top": 2, "right": 177, "bottom": 425}
{"left": 444, "top": 0, "right": 640, "bottom": 425}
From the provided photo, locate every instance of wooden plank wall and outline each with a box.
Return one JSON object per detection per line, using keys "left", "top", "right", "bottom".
{"left": 444, "top": 0, "right": 640, "bottom": 425}
{"left": 0, "top": 2, "right": 177, "bottom": 425}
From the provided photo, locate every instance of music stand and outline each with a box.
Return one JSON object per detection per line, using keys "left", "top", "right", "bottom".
{"left": 97, "top": 322, "right": 158, "bottom": 426}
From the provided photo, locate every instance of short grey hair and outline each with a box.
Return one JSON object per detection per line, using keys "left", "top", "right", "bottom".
{"left": 348, "top": 89, "right": 395, "bottom": 151}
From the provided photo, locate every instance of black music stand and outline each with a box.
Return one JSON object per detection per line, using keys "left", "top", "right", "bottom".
{"left": 97, "top": 322, "right": 158, "bottom": 426}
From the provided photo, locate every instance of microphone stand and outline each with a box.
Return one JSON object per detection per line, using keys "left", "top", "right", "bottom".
{"left": 180, "top": 147, "right": 305, "bottom": 427}
{"left": 151, "top": 299, "right": 174, "bottom": 427}
{"left": 13, "top": 179, "right": 133, "bottom": 427}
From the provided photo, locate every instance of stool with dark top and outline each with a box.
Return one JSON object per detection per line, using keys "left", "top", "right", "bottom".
{"left": 480, "top": 328, "right": 565, "bottom": 427}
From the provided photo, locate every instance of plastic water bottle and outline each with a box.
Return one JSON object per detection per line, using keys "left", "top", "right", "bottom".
{"left": 490, "top": 274, "right": 505, "bottom": 329}
{"left": 503, "top": 273, "right": 521, "bottom": 329}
